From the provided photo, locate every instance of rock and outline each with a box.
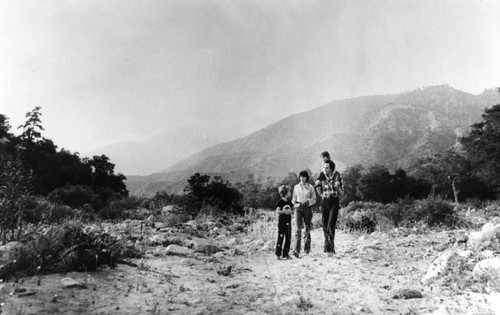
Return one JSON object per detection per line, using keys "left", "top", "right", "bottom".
{"left": 194, "top": 244, "right": 222, "bottom": 255}
{"left": 230, "top": 248, "right": 244, "bottom": 256}
{"left": 391, "top": 289, "right": 423, "bottom": 299}
{"left": 227, "top": 238, "right": 239, "bottom": 246}
{"left": 213, "top": 252, "right": 225, "bottom": 259}
{"left": 155, "top": 222, "right": 166, "bottom": 229}
{"left": 231, "top": 223, "right": 245, "bottom": 232}
{"left": 421, "top": 250, "right": 459, "bottom": 285}
{"left": 153, "top": 247, "right": 168, "bottom": 257}
{"left": 214, "top": 222, "right": 224, "bottom": 229}
{"left": 458, "top": 250, "right": 473, "bottom": 258}
{"left": 262, "top": 240, "right": 275, "bottom": 251}
{"left": 148, "top": 234, "right": 166, "bottom": 246}
{"left": 472, "top": 257, "right": 500, "bottom": 280}
{"left": 165, "top": 245, "right": 193, "bottom": 256}
{"left": 60, "top": 277, "right": 87, "bottom": 289}
{"left": 0, "top": 242, "right": 31, "bottom": 278}
{"left": 146, "top": 215, "right": 156, "bottom": 224}
{"left": 479, "top": 250, "right": 495, "bottom": 259}
{"left": 180, "top": 259, "right": 196, "bottom": 266}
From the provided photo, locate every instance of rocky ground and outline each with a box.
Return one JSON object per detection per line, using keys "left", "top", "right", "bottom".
{"left": 1, "top": 215, "right": 500, "bottom": 315}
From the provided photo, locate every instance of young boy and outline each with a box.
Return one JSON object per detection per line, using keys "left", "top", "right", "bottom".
{"left": 275, "top": 185, "right": 293, "bottom": 260}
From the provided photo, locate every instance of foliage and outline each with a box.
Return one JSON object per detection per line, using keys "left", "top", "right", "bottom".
{"left": 26, "top": 222, "right": 141, "bottom": 275}
{"left": 461, "top": 102, "right": 500, "bottom": 193}
{"left": 341, "top": 164, "right": 363, "bottom": 207}
{"left": 356, "top": 165, "right": 430, "bottom": 204}
{"left": 0, "top": 160, "right": 33, "bottom": 243}
{"left": 184, "top": 173, "right": 243, "bottom": 214}
{"left": 48, "top": 185, "right": 102, "bottom": 210}
{"left": 339, "top": 202, "right": 381, "bottom": 233}
{"left": 412, "top": 196, "right": 455, "bottom": 226}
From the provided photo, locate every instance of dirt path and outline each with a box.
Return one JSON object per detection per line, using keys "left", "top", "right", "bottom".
{"left": 1, "top": 229, "right": 498, "bottom": 314}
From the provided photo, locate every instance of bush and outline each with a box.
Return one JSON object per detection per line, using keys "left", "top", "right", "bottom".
{"left": 48, "top": 185, "right": 102, "bottom": 210}
{"left": 412, "top": 197, "right": 455, "bottom": 226}
{"left": 339, "top": 202, "right": 380, "bottom": 233}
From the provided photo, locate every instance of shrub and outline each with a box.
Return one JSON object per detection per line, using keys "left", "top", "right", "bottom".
{"left": 339, "top": 202, "right": 380, "bottom": 233}
{"left": 412, "top": 197, "right": 455, "bottom": 226}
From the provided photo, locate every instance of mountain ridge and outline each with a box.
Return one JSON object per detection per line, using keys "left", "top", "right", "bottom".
{"left": 126, "top": 85, "right": 500, "bottom": 196}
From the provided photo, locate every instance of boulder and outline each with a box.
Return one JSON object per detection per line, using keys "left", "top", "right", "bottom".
{"left": 472, "top": 257, "right": 500, "bottom": 280}
{"left": 0, "top": 242, "right": 31, "bottom": 278}
{"left": 194, "top": 244, "right": 222, "bottom": 255}
{"left": 421, "top": 250, "right": 459, "bottom": 285}
{"left": 262, "top": 240, "right": 275, "bottom": 251}
{"left": 165, "top": 245, "right": 193, "bottom": 256}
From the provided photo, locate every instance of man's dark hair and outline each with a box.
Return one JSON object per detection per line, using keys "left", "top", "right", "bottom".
{"left": 323, "top": 160, "right": 336, "bottom": 171}
{"left": 299, "top": 170, "right": 310, "bottom": 181}
{"left": 320, "top": 151, "right": 330, "bottom": 159}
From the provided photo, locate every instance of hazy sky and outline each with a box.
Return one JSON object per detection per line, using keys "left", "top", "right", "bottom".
{"left": 1, "top": 0, "right": 499, "bottom": 154}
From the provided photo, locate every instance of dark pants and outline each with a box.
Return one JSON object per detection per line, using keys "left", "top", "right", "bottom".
{"left": 321, "top": 197, "right": 339, "bottom": 253}
{"left": 275, "top": 214, "right": 291, "bottom": 257}
{"left": 293, "top": 206, "right": 312, "bottom": 254}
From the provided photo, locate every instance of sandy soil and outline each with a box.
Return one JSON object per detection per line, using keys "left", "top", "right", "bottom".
{"left": 1, "top": 228, "right": 498, "bottom": 315}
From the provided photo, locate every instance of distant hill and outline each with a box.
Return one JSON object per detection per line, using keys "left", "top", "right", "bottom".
{"left": 86, "top": 116, "right": 276, "bottom": 175}
{"left": 126, "top": 85, "right": 500, "bottom": 196}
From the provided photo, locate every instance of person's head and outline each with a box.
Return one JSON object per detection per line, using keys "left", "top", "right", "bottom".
{"left": 278, "top": 185, "right": 290, "bottom": 198}
{"left": 322, "top": 160, "right": 336, "bottom": 175}
{"left": 320, "top": 151, "right": 331, "bottom": 163}
{"left": 299, "top": 170, "right": 309, "bottom": 184}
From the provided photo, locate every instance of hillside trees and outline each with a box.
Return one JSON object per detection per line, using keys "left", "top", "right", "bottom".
{"left": 1, "top": 107, "right": 128, "bottom": 210}
{"left": 184, "top": 173, "right": 242, "bottom": 214}
{"left": 461, "top": 102, "right": 500, "bottom": 193}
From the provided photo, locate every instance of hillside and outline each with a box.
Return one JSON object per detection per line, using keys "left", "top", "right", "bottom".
{"left": 86, "top": 116, "right": 276, "bottom": 176}
{"left": 127, "top": 86, "right": 500, "bottom": 196}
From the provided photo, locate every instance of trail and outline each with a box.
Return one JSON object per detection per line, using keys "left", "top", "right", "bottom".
{"left": 1, "top": 229, "right": 497, "bottom": 314}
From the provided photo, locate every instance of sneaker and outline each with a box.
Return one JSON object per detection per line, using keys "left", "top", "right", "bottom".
{"left": 276, "top": 256, "right": 281, "bottom": 260}
{"left": 305, "top": 250, "right": 310, "bottom": 255}
{"left": 292, "top": 252, "right": 299, "bottom": 258}
{"left": 282, "top": 255, "right": 292, "bottom": 260}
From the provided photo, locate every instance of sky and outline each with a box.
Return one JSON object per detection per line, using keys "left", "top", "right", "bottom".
{"left": 1, "top": 0, "right": 500, "bottom": 154}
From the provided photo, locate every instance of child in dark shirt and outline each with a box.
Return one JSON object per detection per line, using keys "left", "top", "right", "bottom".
{"left": 275, "top": 185, "right": 293, "bottom": 260}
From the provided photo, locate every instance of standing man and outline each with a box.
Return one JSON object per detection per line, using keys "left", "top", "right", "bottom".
{"left": 315, "top": 159, "right": 343, "bottom": 254}
{"left": 292, "top": 170, "right": 317, "bottom": 258}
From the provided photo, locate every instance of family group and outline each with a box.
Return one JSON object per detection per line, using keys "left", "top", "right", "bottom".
{"left": 275, "top": 151, "right": 343, "bottom": 259}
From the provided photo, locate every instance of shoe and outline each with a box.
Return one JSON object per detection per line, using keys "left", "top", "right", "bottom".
{"left": 293, "top": 252, "right": 299, "bottom": 258}
{"left": 305, "top": 250, "right": 310, "bottom": 255}
{"left": 282, "top": 255, "right": 292, "bottom": 260}
{"left": 276, "top": 256, "right": 281, "bottom": 260}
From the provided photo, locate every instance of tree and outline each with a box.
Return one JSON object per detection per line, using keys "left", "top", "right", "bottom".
{"left": 184, "top": 173, "right": 242, "bottom": 214}
{"left": 84, "top": 155, "right": 128, "bottom": 198}
{"left": 341, "top": 164, "right": 363, "bottom": 207}
{"left": 461, "top": 102, "right": 500, "bottom": 193}
{"left": 18, "top": 106, "right": 44, "bottom": 145}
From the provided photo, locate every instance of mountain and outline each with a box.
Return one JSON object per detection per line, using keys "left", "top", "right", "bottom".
{"left": 85, "top": 116, "right": 276, "bottom": 175}
{"left": 126, "top": 85, "right": 500, "bottom": 196}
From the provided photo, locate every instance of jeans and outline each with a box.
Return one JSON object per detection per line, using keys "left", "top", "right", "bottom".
{"left": 293, "top": 206, "right": 312, "bottom": 254}
{"left": 321, "top": 197, "right": 339, "bottom": 253}
{"left": 275, "top": 214, "right": 291, "bottom": 257}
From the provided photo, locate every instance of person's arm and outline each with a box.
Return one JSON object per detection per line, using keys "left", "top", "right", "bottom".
{"left": 292, "top": 186, "right": 300, "bottom": 208}
{"left": 335, "top": 172, "right": 344, "bottom": 199}
{"left": 276, "top": 206, "right": 283, "bottom": 215}
{"left": 307, "top": 184, "right": 317, "bottom": 207}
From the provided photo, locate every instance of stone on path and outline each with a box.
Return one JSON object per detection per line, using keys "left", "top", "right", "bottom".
{"left": 421, "top": 250, "right": 458, "bottom": 285}
{"left": 165, "top": 244, "right": 193, "bottom": 256}
{"left": 391, "top": 288, "right": 423, "bottom": 299}
{"left": 472, "top": 257, "right": 500, "bottom": 280}
{"left": 60, "top": 277, "right": 87, "bottom": 289}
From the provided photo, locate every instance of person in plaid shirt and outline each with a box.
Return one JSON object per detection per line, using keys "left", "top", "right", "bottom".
{"left": 315, "top": 159, "right": 343, "bottom": 254}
